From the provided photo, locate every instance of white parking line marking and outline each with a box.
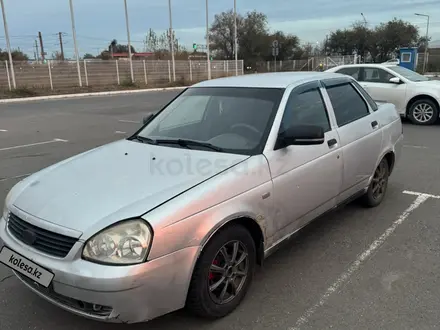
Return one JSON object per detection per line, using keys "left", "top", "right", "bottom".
{"left": 403, "top": 145, "right": 428, "bottom": 149}
{"left": 290, "top": 193, "right": 430, "bottom": 330}
{"left": 0, "top": 129, "right": 7, "bottom": 132}
{"left": 0, "top": 138, "right": 68, "bottom": 152}
{"left": 115, "top": 131, "right": 127, "bottom": 134}
{"left": 0, "top": 173, "right": 32, "bottom": 182}
{"left": 403, "top": 190, "right": 440, "bottom": 199}
{"left": 118, "top": 119, "right": 140, "bottom": 124}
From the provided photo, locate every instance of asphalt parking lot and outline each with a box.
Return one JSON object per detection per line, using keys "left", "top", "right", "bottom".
{"left": 1, "top": 91, "right": 440, "bottom": 330}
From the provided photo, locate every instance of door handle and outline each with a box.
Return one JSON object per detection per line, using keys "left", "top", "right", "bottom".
{"left": 371, "top": 120, "right": 378, "bottom": 129}
{"left": 327, "top": 138, "right": 337, "bottom": 147}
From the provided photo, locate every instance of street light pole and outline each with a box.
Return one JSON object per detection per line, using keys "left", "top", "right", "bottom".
{"left": 415, "top": 13, "right": 430, "bottom": 74}
{"left": 168, "top": 0, "right": 176, "bottom": 81}
{"left": 124, "top": 0, "right": 134, "bottom": 82}
{"left": 69, "top": 0, "right": 82, "bottom": 87}
{"left": 0, "top": 0, "right": 16, "bottom": 88}
{"left": 205, "top": 0, "right": 211, "bottom": 80}
{"left": 234, "top": 0, "right": 238, "bottom": 76}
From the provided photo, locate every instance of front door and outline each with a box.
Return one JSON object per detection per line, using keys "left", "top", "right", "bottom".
{"left": 265, "top": 81, "right": 343, "bottom": 243}
{"left": 359, "top": 67, "right": 407, "bottom": 114}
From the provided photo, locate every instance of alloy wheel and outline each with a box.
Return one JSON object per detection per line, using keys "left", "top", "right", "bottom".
{"left": 208, "top": 240, "right": 249, "bottom": 305}
{"left": 413, "top": 103, "right": 434, "bottom": 123}
{"left": 371, "top": 160, "right": 387, "bottom": 200}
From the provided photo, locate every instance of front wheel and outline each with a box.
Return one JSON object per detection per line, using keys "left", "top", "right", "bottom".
{"left": 408, "top": 99, "right": 439, "bottom": 125}
{"left": 186, "top": 224, "right": 256, "bottom": 319}
{"left": 361, "top": 157, "right": 389, "bottom": 208}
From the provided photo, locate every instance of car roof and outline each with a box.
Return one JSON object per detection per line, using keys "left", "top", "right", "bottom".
{"left": 329, "top": 63, "right": 399, "bottom": 69}
{"left": 191, "top": 71, "right": 345, "bottom": 89}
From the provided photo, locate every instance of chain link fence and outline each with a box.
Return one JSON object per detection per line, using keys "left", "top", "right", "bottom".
{"left": 255, "top": 55, "right": 358, "bottom": 73}
{"left": 256, "top": 54, "right": 440, "bottom": 75}
{"left": 417, "top": 52, "right": 440, "bottom": 73}
{"left": 0, "top": 59, "right": 244, "bottom": 92}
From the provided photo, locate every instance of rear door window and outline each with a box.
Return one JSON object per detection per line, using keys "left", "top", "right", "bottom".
{"left": 325, "top": 83, "right": 370, "bottom": 127}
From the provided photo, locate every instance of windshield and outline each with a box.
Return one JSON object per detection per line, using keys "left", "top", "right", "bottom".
{"left": 387, "top": 66, "right": 429, "bottom": 82}
{"left": 134, "top": 87, "right": 285, "bottom": 155}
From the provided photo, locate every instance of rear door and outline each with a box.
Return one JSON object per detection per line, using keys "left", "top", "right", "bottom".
{"left": 321, "top": 78, "right": 383, "bottom": 203}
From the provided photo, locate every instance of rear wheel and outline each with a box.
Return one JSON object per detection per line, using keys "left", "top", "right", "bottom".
{"left": 408, "top": 99, "right": 439, "bottom": 125}
{"left": 361, "top": 157, "right": 389, "bottom": 208}
{"left": 186, "top": 224, "right": 256, "bottom": 318}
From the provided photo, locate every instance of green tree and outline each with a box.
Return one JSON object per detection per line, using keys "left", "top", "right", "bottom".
{"left": 83, "top": 53, "right": 95, "bottom": 59}
{"left": 327, "top": 18, "right": 419, "bottom": 62}
{"left": 209, "top": 9, "right": 244, "bottom": 59}
{"left": 145, "top": 28, "right": 185, "bottom": 59}
{"left": 264, "top": 31, "right": 300, "bottom": 61}
{"left": 374, "top": 18, "right": 419, "bottom": 62}
{"left": 0, "top": 49, "right": 29, "bottom": 61}
{"left": 108, "top": 39, "right": 136, "bottom": 55}
{"left": 209, "top": 10, "right": 287, "bottom": 67}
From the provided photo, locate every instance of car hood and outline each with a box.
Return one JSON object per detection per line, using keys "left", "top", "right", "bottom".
{"left": 11, "top": 139, "right": 248, "bottom": 235}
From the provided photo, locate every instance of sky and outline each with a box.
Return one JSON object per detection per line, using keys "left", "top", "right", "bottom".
{"left": 1, "top": 0, "right": 440, "bottom": 59}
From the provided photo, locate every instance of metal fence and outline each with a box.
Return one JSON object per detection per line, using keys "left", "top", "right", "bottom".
{"left": 1, "top": 59, "right": 244, "bottom": 91}
{"left": 256, "top": 55, "right": 358, "bottom": 73}
{"left": 417, "top": 52, "right": 440, "bottom": 73}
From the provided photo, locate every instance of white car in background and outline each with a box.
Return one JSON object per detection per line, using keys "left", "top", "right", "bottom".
{"left": 326, "top": 64, "right": 440, "bottom": 125}
{"left": 381, "top": 59, "right": 400, "bottom": 65}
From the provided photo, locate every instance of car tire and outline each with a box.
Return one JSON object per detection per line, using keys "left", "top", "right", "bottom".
{"left": 361, "top": 157, "right": 389, "bottom": 208}
{"left": 186, "top": 224, "right": 256, "bottom": 319}
{"left": 408, "top": 99, "right": 439, "bottom": 125}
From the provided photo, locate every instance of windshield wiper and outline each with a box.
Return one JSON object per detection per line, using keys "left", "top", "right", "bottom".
{"left": 129, "top": 135, "right": 157, "bottom": 145}
{"left": 155, "top": 138, "right": 224, "bottom": 152}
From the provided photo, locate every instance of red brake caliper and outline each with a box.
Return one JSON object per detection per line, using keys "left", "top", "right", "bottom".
{"left": 209, "top": 259, "right": 219, "bottom": 280}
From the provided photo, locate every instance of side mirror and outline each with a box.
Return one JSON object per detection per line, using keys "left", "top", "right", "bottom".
{"left": 389, "top": 77, "right": 401, "bottom": 84}
{"left": 142, "top": 113, "right": 155, "bottom": 125}
{"left": 277, "top": 125, "right": 325, "bottom": 148}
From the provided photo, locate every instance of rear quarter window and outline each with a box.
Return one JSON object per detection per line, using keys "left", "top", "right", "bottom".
{"left": 350, "top": 80, "right": 379, "bottom": 111}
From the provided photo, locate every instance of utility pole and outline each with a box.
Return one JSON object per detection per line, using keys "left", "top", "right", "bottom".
{"left": 234, "top": 0, "right": 238, "bottom": 76}
{"left": 69, "top": 0, "right": 82, "bottom": 87}
{"left": 35, "top": 40, "right": 39, "bottom": 63}
{"left": 38, "top": 31, "right": 45, "bottom": 61}
{"left": 123, "top": 0, "right": 134, "bottom": 83}
{"left": 58, "top": 32, "right": 65, "bottom": 60}
{"left": 0, "top": 0, "right": 16, "bottom": 88}
{"left": 415, "top": 13, "right": 430, "bottom": 74}
{"left": 205, "top": 0, "right": 211, "bottom": 79}
{"left": 168, "top": 0, "right": 176, "bottom": 81}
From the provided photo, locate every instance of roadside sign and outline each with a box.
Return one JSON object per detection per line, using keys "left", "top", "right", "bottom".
{"left": 272, "top": 40, "right": 279, "bottom": 48}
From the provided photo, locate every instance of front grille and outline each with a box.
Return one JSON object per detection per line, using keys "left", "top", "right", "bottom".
{"left": 7, "top": 213, "right": 78, "bottom": 258}
{"left": 16, "top": 272, "right": 113, "bottom": 317}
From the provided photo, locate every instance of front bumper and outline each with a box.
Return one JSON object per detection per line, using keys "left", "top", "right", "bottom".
{"left": 0, "top": 215, "right": 200, "bottom": 323}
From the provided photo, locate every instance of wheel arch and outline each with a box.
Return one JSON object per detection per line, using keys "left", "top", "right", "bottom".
{"left": 406, "top": 94, "right": 440, "bottom": 117}
{"left": 383, "top": 151, "right": 395, "bottom": 175}
{"left": 200, "top": 216, "right": 265, "bottom": 266}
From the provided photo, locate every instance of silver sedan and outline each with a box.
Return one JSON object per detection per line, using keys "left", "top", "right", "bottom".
{"left": 0, "top": 72, "right": 403, "bottom": 323}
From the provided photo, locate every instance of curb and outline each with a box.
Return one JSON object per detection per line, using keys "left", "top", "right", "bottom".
{"left": 0, "top": 86, "right": 188, "bottom": 104}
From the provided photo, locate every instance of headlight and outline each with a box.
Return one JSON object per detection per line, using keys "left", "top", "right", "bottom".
{"left": 2, "top": 204, "right": 8, "bottom": 220}
{"left": 82, "top": 219, "right": 153, "bottom": 265}
{"left": 2, "top": 190, "right": 12, "bottom": 220}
